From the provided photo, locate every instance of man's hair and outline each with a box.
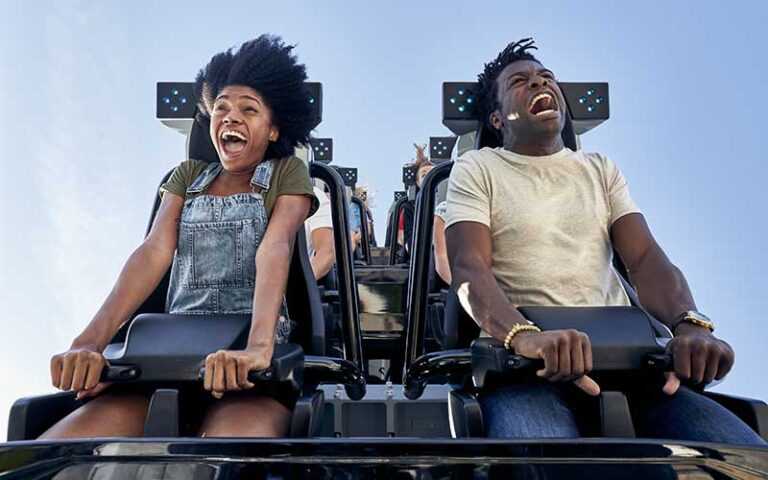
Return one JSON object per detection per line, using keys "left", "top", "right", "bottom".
{"left": 477, "top": 38, "right": 540, "bottom": 134}
{"left": 194, "top": 34, "right": 313, "bottom": 160}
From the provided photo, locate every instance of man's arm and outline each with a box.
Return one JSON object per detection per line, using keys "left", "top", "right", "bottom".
{"left": 447, "top": 221, "right": 598, "bottom": 394}
{"left": 446, "top": 222, "right": 527, "bottom": 340}
{"left": 612, "top": 213, "right": 734, "bottom": 389}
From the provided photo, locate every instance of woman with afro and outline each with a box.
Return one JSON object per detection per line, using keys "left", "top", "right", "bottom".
{"left": 44, "top": 35, "right": 319, "bottom": 438}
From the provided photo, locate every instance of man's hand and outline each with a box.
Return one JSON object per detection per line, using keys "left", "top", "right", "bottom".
{"left": 663, "top": 323, "right": 734, "bottom": 395}
{"left": 203, "top": 347, "right": 273, "bottom": 399}
{"left": 509, "top": 329, "right": 601, "bottom": 396}
{"left": 50, "top": 345, "right": 111, "bottom": 400}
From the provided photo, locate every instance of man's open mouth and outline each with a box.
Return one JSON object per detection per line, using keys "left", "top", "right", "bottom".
{"left": 219, "top": 130, "right": 249, "bottom": 155}
{"left": 528, "top": 92, "right": 558, "bottom": 116}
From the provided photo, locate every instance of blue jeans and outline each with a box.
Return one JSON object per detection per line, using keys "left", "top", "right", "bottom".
{"left": 480, "top": 383, "right": 766, "bottom": 445}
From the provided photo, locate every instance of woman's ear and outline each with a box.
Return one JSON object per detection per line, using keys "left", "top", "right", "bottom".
{"left": 269, "top": 127, "right": 279, "bottom": 142}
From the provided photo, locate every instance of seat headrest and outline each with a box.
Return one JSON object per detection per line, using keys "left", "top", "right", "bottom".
{"left": 188, "top": 114, "right": 220, "bottom": 163}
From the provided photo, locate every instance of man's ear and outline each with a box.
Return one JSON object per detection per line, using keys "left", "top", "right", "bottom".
{"left": 489, "top": 110, "right": 503, "bottom": 131}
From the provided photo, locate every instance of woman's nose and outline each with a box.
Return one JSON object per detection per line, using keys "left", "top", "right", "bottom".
{"left": 223, "top": 113, "right": 242, "bottom": 124}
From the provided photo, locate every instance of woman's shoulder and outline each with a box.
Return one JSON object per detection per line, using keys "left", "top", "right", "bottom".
{"left": 266, "top": 156, "right": 318, "bottom": 217}
{"left": 179, "top": 158, "right": 211, "bottom": 178}
{"left": 271, "top": 156, "right": 311, "bottom": 189}
{"left": 160, "top": 159, "right": 210, "bottom": 198}
{"left": 272, "top": 155, "right": 306, "bottom": 175}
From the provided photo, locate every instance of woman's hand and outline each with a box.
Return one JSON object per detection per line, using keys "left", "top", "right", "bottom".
{"left": 203, "top": 346, "right": 274, "bottom": 399}
{"left": 50, "top": 345, "right": 111, "bottom": 400}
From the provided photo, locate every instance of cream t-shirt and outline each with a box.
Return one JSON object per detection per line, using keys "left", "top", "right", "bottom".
{"left": 446, "top": 147, "right": 641, "bottom": 309}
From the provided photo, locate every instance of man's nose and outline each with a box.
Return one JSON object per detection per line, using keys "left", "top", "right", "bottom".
{"left": 528, "top": 74, "right": 550, "bottom": 89}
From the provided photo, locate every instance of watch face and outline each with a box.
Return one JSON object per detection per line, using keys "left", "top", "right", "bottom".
{"left": 688, "top": 311, "right": 712, "bottom": 323}
{"left": 684, "top": 310, "right": 715, "bottom": 331}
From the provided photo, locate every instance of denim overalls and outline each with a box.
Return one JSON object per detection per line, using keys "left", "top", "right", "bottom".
{"left": 166, "top": 160, "right": 294, "bottom": 343}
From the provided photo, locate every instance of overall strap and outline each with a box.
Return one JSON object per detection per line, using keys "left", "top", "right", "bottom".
{"left": 186, "top": 162, "right": 222, "bottom": 194}
{"left": 250, "top": 159, "right": 277, "bottom": 193}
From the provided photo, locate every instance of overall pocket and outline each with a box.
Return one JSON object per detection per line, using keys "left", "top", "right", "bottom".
{"left": 180, "top": 220, "right": 260, "bottom": 288}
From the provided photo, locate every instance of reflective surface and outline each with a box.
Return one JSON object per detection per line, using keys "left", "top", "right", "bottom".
{"left": 355, "top": 267, "right": 409, "bottom": 336}
{"left": 2, "top": 439, "right": 767, "bottom": 479}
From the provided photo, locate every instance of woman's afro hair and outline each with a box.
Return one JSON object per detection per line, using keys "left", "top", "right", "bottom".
{"left": 476, "top": 38, "right": 540, "bottom": 133}
{"left": 194, "top": 34, "right": 313, "bottom": 160}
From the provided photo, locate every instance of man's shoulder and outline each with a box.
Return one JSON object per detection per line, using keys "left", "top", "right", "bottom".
{"left": 453, "top": 147, "right": 503, "bottom": 176}
{"left": 571, "top": 150, "right": 611, "bottom": 166}
{"left": 456, "top": 147, "right": 499, "bottom": 164}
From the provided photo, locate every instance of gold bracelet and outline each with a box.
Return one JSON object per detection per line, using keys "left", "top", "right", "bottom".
{"left": 503, "top": 323, "right": 542, "bottom": 350}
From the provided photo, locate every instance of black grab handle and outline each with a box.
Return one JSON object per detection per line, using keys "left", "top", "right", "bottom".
{"left": 198, "top": 366, "right": 276, "bottom": 383}
{"left": 100, "top": 364, "right": 142, "bottom": 382}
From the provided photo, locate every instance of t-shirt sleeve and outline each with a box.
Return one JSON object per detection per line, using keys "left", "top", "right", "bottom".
{"left": 604, "top": 156, "right": 641, "bottom": 224}
{"left": 434, "top": 201, "right": 448, "bottom": 221}
{"left": 445, "top": 153, "right": 491, "bottom": 228}
{"left": 267, "top": 157, "right": 319, "bottom": 218}
{"left": 306, "top": 186, "right": 332, "bottom": 232}
{"left": 159, "top": 160, "right": 206, "bottom": 199}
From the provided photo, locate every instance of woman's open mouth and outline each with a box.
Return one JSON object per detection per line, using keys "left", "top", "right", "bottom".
{"left": 219, "top": 129, "right": 249, "bottom": 157}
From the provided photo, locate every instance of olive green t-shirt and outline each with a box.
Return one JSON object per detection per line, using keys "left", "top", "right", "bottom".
{"left": 160, "top": 156, "right": 318, "bottom": 218}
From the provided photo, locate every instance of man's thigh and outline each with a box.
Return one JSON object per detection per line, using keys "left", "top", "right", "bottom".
{"left": 631, "top": 386, "right": 766, "bottom": 445}
{"left": 479, "top": 383, "right": 580, "bottom": 439}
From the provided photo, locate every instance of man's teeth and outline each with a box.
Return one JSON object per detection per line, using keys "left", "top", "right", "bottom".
{"left": 535, "top": 108, "right": 556, "bottom": 116}
{"left": 531, "top": 93, "right": 554, "bottom": 106}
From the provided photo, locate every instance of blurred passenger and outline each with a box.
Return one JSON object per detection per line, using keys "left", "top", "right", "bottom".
{"left": 305, "top": 184, "right": 335, "bottom": 280}
{"left": 433, "top": 201, "right": 450, "bottom": 284}
{"left": 354, "top": 185, "right": 377, "bottom": 246}
{"left": 402, "top": 143, "right": 434, "bottom": 261}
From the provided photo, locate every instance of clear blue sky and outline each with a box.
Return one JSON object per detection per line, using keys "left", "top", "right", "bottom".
{"left": 1, "top": 1, "right": 766, "bottom": 439}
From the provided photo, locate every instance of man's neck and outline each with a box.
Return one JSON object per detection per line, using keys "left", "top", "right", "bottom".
{"left": 503, "top": 136, "right": 565, "bottom": 157}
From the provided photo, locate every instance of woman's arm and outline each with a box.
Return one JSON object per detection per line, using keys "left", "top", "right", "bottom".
{"left": 249, "top": 194, "right": 311, "bottom": 344}
{"left": 205, "top": 194, "right": 311, "bottom": 398}
{"left": 51, "top": 192, "right": 183, "bottom": 395}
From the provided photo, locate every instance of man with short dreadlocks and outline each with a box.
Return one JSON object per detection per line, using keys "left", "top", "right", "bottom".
{"left": 445, "top": 38, "right": 765, "bottom": 444}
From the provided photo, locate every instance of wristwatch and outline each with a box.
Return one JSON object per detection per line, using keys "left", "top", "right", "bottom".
{"left": 670, "top": 310, "right": 715, "bottom": 333}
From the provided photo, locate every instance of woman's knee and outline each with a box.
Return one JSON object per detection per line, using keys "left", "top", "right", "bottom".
{"left": 200, "top": 396, "right": 292, "bottom": 438}
{"left": 39, "top": 393, "right": 150, "bottom": 439}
